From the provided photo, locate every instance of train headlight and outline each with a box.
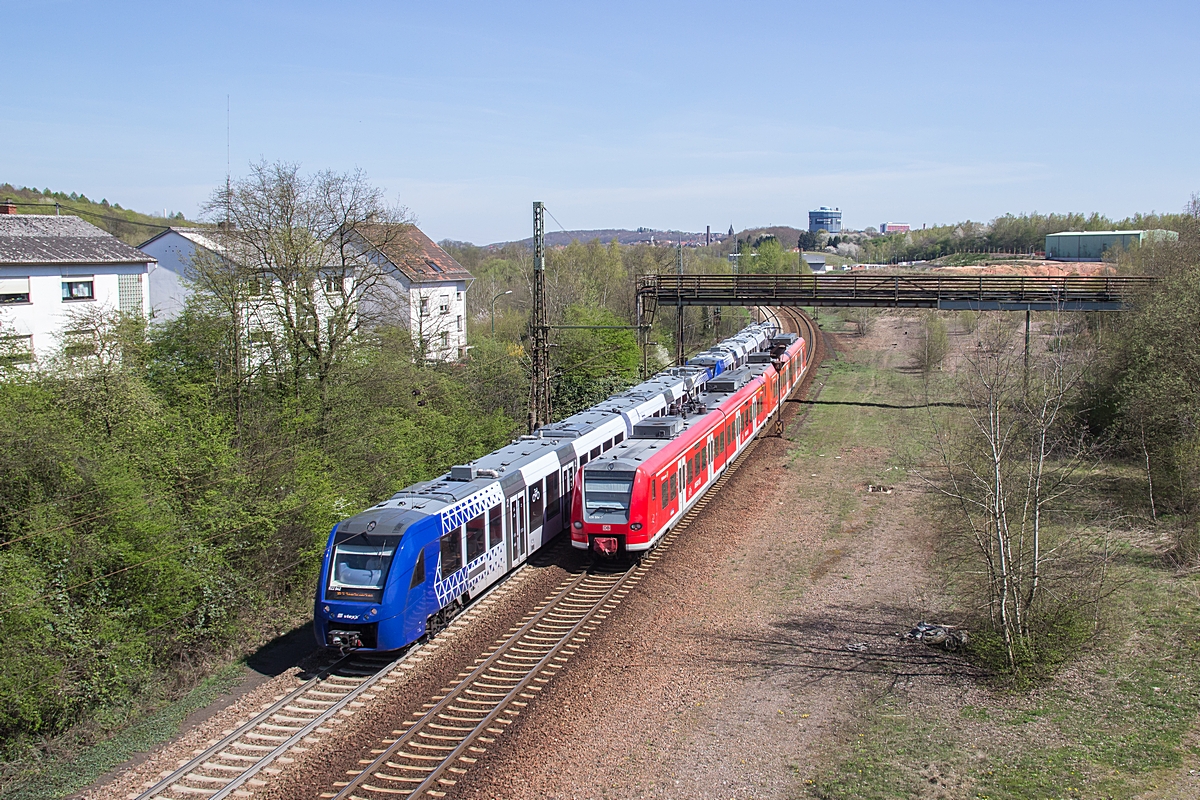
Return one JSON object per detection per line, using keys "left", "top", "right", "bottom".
{"left": 323, "top": 605, "right": 330, "bottom": 613}
{"left": 630, "top": 523, "right": 643, "bottom": 531}
{"left": 573, "top": 521, "right": 583, "bottom": 530}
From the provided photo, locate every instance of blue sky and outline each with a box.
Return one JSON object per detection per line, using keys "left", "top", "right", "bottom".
{"left": 5, "top": 1, "right": 1197, "bottom": 243}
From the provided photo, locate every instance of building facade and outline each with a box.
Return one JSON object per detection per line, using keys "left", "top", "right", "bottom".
{"left": 362, "top": 227, "right": 473, "bottom": 361}
{"left": 138, "top": 227, "right": 225, "bottom": 320}
{"left": 0, "top": 213, "right": 154, "bottom": 362}
{"left": 1045, "top": 229, "right": 1178, "bottom": 261}
{"left": 809, "top": 207, "right": 842, "bottom": 234}
{"left": 137, "top": 223, "right": 473, "bottom": 361}
{"left": 880, "top": 222, "right": 910, "bottom": 234}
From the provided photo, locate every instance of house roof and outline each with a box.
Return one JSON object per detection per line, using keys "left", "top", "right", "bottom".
{"left": 372, "top": 226, "right": 473, "bottom": 284}
{"left": 139, "top": 226, "right": 227, "bottom": 253}
{"left": 0, "top": 215, "right": 156, "bottom": 266}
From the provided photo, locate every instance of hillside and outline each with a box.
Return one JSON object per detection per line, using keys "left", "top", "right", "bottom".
{"left": 0, "top": 183, "right": 193, "bottom": 246}
{"left": 483, "top": 223, "right": 817, "bottom": 252}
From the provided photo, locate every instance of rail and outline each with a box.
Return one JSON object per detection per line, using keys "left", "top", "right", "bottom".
{"left": 639, "top": 273, "right": 1154, "bottom": 311}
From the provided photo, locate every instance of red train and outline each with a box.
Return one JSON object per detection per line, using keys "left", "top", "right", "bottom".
{"left": 571, "top": 330, "right": 808, "bottom": 557}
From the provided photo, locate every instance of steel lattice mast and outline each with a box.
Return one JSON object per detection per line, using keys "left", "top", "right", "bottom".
{"left": 529, "top": 202, "right": 551, "bottom": 432}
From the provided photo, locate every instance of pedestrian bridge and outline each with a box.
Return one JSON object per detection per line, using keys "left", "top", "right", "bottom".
{"left": 636, "top": 273, "right": 1153, "bottom": 312}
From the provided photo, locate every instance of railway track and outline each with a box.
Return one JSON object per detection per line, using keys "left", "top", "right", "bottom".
{"left": 324, "top": 312, "right": 819, "bottom": 799}
{"left": 132, "top": 561, "right": 542, "bottom": 800}
{"left": 135, "top": 651, "right": 404, "bottom": 800}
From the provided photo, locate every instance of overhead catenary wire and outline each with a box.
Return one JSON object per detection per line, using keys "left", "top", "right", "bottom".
{"left": 0, "top": 199, "right": 176, "bottom": 231}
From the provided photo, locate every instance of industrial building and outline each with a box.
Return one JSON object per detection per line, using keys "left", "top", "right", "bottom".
{"left": 808, "top": 207, "right": 842, "bottom": 234}
{"left": 1044, "top": 229, "right": 1178, "bottom": 262}
{"left": 880, "top": 222, "right": 910, "bottom": 234}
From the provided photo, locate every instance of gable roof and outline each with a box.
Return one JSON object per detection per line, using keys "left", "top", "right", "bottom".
{"left": 139, "top": 226, "right": 227, "bottom": 253}
{"left": 372, "top": 226, "right": 473, "bottom": 284}
{"left": 0, "top": 215, "right": 156, "bottom": 266}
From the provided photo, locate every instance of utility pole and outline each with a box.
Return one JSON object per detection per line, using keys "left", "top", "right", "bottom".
{"left": 529, "top": 202, "right": 551, "bottom": 432}
{"left": 675, "top": 238, "right": 685, "bottom": 365}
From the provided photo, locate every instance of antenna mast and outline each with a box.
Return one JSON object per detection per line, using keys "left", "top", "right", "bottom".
{"left": 225, "top": 95, "right": 231, "bottom": 225}
{"left": 529, "top": 202, "right": 551, "bottom": 432}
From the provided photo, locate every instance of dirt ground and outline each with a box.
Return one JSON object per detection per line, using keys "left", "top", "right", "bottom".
{"left": 445, "top": 317, "right": 981, "bottom": 800}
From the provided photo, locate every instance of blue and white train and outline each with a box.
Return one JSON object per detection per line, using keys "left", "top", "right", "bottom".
{"left": 314, "top": 322, "right": 778, "bottom": 652}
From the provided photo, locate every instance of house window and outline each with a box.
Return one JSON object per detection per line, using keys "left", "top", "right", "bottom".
{"left": 62, "top": 279, "right": 94, "bottom": 301}
{"left": 0, "top": 334, "right": 33, "bottom": 365}
{"left": 456, "top": 315, "right": 462, "bottom": 331}
{"left": 118, "top": 274, "right": 143, "bottom": 316}
{"left": 457, "top": 291, "right": 463, "bottom": 302}
{"left": 0, "top": 277, "right": 30, "bottom": 304}
{"left": 439, "top": 295, "right": 450, "bottom": 315}
{"left": 62, "top": 329, "right": 97, "bottom": 358}
{"left": 324, "top": 274, "right": 344, "bottom": 293}
{"left": 439, "top": 331, "right": 449, "bottom": 348}
{"left": 419, "top": 296, "right": 430, "bottom": 317}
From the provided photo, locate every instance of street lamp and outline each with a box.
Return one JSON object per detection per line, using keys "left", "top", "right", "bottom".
{"left": 490, "top": 289, "right": 513, "bottom": 336}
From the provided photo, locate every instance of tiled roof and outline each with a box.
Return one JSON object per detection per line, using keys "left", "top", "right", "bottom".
{"left": 0, "top": 215, "right": 155, "bottom": 265}
{"left": 372, "top": 226, "right": 473, "bottom": 284}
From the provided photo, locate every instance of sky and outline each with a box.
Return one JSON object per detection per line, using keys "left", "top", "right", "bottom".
{"left": 5, "top": 1, "right": 1198, "bottom": 244}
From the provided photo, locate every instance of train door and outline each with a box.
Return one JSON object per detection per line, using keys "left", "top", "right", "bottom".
{"left": 562, "top": 465, "right": 576, "bottom": 520}
{"left": 527, "top": 479, "right": 544, "bottom": 550}
{"left": 510, "top": 495, "right": 527, "bottom": 565}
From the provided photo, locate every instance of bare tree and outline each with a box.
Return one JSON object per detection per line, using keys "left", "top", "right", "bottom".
{"left": 925, "top": 316, "right": 1098, "bottom": 669}
{"left": 200, "top": 161, "right": 413, "bottom": 424}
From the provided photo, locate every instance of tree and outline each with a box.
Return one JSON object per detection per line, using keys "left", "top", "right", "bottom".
{"left": 928, "top": 317, "right": 1099, "bottom": 672}
{"left": 202, "top": 161, "right": 414, "bottom": 425}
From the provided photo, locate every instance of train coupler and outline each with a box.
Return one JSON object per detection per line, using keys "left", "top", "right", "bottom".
{"left": 591, "top": 536, "right": 620, "bottom": 557}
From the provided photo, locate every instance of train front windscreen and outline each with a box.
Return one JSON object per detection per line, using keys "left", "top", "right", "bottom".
{"left": 583, "top": 471, "right": 635, "bottom": 524}
{"left": 326, "top": 539, "right": 396, "bottom": 603}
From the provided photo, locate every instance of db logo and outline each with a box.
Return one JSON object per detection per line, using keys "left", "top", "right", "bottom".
{"left": 602, "top": 525, "right": 612, "bottom": 531}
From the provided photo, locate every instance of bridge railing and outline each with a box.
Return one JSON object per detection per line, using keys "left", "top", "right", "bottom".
{"left": 636, "top": 273, "right": 1155, "bottom": 310}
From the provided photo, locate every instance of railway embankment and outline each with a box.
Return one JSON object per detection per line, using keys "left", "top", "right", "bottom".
{"left": 440, "top": 310, "right": 1200, "bottom": 800}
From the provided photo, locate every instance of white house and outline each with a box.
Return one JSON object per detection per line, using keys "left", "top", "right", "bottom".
{"left": 0, "top": 212, "right": 154, "bottom": 362}
{"left": 137, "top": 226, "right": 225, "bottom": 320}
{"left": 361, "top": 227, "right": 473, "bottom": 361}
{"left": 137, "top": 224, "right": 473, "bottom": 361}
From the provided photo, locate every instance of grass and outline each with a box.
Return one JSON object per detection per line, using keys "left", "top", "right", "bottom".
{"left": 0, "top": 662, "right": 249, "bottom": 800}
{"left": 807, "top": 566, "right": 1200, "bottom": 799}
{"left": 794, "top": 316, "right": 1200, "bottom": 799}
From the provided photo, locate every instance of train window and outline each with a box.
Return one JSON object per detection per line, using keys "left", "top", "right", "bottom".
{"left": 614, "top": 432, "right": 624, "bottom": 444}
{"left": 590, "top": 446, "right": 601, "bottom": 459}
{"left": 669, "top": 472, "right": 678, "bottom": 500}
{"left": 546, "top": 471, "right": 560, "bottom": 520}
{"left": 529, "top": 480, "right": 544, "bottom": 530}
{"left": 466, "top": 514, "right": 486, "bottom": 562}
{"left": 579, "top": 454, "right": 589, "bottom": 467}
{"left": 409, "top": 549, "right": 425, "bottom": 589}
{"left": 327, "top": 540, "right": 396, "bottom": 602}
{"left": 651, "top": 480, "right": 656, "bottom": 501}
{"left": 439, "top": 528, "right": 463, "bottom": 578}
{"left": 488, "top": 504, "right": 502, "bottom": 549}
{"left": 603, "top": 439, "right": 613, "bottom": 452}
{"left": 583, "top": 471, "right": 634, "bottom": 523}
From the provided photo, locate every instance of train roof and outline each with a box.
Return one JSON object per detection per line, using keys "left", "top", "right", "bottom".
{"left": 335, "top": 320, "right": 782, "bottom": 526}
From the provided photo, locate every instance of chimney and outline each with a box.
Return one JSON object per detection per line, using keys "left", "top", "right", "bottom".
{"left": 0, "top": 200, "right": 16, "bottom": 214}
